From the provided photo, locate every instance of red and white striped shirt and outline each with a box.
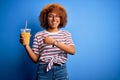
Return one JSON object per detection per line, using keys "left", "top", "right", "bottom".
{"left": 32, "top": 30, "right": 74, "bottom": 71}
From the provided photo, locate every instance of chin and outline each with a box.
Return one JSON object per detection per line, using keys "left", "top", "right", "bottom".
{"left": 50, "top": 25, "right": 58, "bottom": 28}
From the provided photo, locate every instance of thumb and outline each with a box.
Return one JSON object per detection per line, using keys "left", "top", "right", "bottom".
{"left": 42, "top": 35, "right": 48, "bottom": 38}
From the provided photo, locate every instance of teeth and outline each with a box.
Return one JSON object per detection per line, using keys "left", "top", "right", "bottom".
{"left": 53, "top": 22, "right": 57, "bottom": 24}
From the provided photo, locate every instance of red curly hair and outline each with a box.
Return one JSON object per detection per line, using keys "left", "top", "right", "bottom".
{"left": 39, "top": 3, "right": 67, "bottom": 29}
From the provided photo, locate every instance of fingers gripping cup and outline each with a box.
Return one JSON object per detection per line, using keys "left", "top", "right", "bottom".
{"left": 21, "top": 28, "right": 31, "bottom": 45}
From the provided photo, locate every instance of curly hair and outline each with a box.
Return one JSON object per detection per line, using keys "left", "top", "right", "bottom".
{"left": 39, "top": 3, "right": 67, "bottom": 29}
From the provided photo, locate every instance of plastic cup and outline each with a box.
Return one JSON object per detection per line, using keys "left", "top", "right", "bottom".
{"left": 20, "top": 28, "right": 31, "bottom": 45}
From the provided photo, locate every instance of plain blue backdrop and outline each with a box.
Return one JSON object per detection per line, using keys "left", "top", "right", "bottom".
{"left": 0, "top": 0, "right": 120, "bottom": 80}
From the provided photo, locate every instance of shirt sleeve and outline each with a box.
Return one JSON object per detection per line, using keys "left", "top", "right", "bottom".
{"left": 32, "top": 34, "right": 43, "bottom": 54}
{"left": 65, "top": 31, "right": 74, "bottom": 45}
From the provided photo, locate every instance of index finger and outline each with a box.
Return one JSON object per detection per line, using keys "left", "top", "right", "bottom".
{"left": 41, "top": 35, "right": 47, "bottom": 38}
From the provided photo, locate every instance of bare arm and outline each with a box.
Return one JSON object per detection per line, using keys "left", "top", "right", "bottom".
{"left": 43, "top": 36, "right": 75, "bottom": 55}
{"left": 20, "top": 34, "right": 40, "bottom": 63}
{"left": 24, "top": 45, "right": 40, "bottom": 63}
{"left": 54, "top": 42, "right": 75, "bottom": 55}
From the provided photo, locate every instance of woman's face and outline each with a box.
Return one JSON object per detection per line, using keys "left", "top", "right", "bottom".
{"left": 47, "top": 12, "right": 60, "bottom": 29}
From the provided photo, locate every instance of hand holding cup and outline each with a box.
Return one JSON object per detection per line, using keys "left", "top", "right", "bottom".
{"left": 20, "top": 28, "right": 31, "bottom": 46}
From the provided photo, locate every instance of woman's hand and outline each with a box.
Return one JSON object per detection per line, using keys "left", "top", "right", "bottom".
{"left": 20, "top": 33, "right": 31, "bottom": 46}
{"left": 43, "top": 36, "right": 55, "bottom": 45}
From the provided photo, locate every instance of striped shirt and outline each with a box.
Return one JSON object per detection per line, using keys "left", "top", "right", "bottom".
{"left": 32, "top": 30, "right": 74, "bottom": 71}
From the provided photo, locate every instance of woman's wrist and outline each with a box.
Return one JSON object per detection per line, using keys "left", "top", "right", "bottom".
{"left": 24, "top": 45, "right": 29, "bottom": 48}
{"left": 53, "top": 40, "right": 59, "bottom": 47}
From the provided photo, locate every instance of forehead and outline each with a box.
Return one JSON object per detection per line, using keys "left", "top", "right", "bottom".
{"left": 48, "top": 12, "right": 58, "bottom": 15}
{"left": 48, "top": 10, "right": 59, "bottom": 15}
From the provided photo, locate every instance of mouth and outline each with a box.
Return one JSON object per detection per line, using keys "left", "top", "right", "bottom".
{"left": 53, "top": 21, "right": 57, "bottom": 23}
{"left": 52, "top": 22, "right": 57, "bottom": 25}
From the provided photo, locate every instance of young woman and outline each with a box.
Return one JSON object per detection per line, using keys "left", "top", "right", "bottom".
{"left": 20, "top": 3, "right": 75, "bottom": 80}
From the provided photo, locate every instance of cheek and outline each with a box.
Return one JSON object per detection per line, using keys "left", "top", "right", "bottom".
{"left": 58, "top": 19, "right": 60, "bottom": 24}
{"left": 47, "top": 19, "right": 52, "bottom": 24}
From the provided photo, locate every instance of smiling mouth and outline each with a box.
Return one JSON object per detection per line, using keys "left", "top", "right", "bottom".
{"left": 52, "top": 22, "right": 57, "bottom": 25}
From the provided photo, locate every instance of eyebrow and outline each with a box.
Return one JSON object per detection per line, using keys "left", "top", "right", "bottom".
{"left": 48, "top": 14, "right": 56, "bottom": 15}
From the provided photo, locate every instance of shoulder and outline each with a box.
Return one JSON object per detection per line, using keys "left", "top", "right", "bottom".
{"left": 34, "top": 30, "right": 45, "bottom": 38}
{"left": 60, "top": 30, "right": 72, "bottom": 35}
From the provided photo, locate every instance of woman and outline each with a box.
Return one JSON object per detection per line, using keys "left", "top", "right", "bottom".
{"left": 20, "top": 3, "right": 75, "bottom": 80}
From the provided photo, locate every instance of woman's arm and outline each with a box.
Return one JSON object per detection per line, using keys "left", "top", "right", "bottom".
{"left": 20, "top": 34, "right": 40, "bottom": 63}
{"left": 43, "top": 36, "right": 75, "bottom": 55}
{"left": 24, "top": 45, "right": 40, "bottom": 63}
{"left": 54, "top": 41, "right": 75, "bottom": 55}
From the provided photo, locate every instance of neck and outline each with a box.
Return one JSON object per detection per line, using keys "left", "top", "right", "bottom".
{"left": 47, "top": 28, "right": 59, "bottom": 32}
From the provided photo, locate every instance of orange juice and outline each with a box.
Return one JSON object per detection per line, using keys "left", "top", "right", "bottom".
{"left": 21, "top": 32, "right": 30, "bottom": 45}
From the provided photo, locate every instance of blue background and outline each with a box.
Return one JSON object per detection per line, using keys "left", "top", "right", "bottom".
{"left": 0, "top": 0, "right": 120, "bottom": 80}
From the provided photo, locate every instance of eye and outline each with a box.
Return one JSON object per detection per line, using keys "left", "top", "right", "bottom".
{"left": 48, "top": 15, "right": 53, "bottom": 18}
{"left": 47, "top": 14, "right": 60, "bottom": 19}
{"left": 55, "top": 15, "right": 60, "bottom": 18}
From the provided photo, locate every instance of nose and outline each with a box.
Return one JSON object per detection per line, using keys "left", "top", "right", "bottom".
{"left": 53, "top": 16, "right": 56, "bottom": 20}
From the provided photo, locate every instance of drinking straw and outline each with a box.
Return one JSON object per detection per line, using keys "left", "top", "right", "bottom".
{"left": 25, "top": 20, "right": 27, "bottom": 29}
